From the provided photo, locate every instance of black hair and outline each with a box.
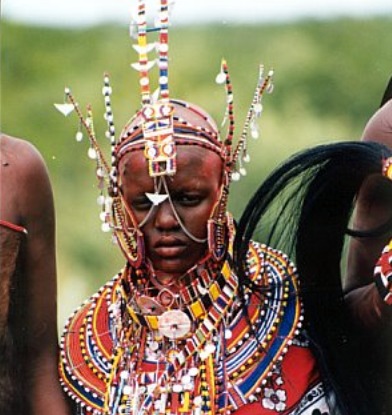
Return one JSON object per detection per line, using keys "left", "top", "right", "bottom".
{"left": 233, "top": 141, "right": 392, "bottom": 415}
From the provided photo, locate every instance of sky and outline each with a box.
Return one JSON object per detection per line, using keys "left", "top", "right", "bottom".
{"left": 2, "top": 0, "right": 392, "bottom": 27}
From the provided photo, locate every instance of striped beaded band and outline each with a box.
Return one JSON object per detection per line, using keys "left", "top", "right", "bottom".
{"left": 116, "top": 99, "right": 223, "bottom": 164}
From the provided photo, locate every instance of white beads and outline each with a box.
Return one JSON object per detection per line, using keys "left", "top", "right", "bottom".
{"left": 216, "top": 71, "right": 226, "bottom": 85}
{"left": 254, "top": 102, "right": 263, "bottom": 117}
{"left": 149, "top": 341, "right": 159, "bottom": 351}
{"left": 250, "top": 122, "right": 260, "bottom": 139}
{"left": 159, "top": 43, "right": 169, "bottom": 53}
{"left": 181, "top": 374, "right": 191, "bottom": 385}
{"left": 159, "top": 76, "right": 169, "bottom": 86}
{"left": 188, "top": 367, "right": 199, "bottom": 376}
{"left": 88, "top": 147, "right": 97, "bottom": 160}
{"left": 96, "top": 167, "right": 105, "bottom": 178}
{"left": 239, "top": 167, "right": 247, "bottom": 176}
{"left": 243, "top": 153, "right": 251, "bottom": 163}
{"left": 97, "top": 195, "right": 105, "bottom": 206}
{"left": 231, "top": 171, "right": 241, "bottom": 181}
{"left": 172, "top": 384, "right": 183, "bottom": 393}
{"left": 102, "top": 85, "right": 112, "bottom": 96}
{"left": 205, "top": 343, "right": 216, "bottom": 354}
{"left": 140, "top": 76, "right": 150, "bottom": 87}
{"left": 224, "top": 329, "right": 233, "bottom": 339}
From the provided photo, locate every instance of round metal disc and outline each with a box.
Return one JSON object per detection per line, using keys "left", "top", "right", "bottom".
{"left": 136, "top": 296, "right": 166, "bottom": 315}
{"left": 158, "top": 310, "right": 191, "bottom": 339}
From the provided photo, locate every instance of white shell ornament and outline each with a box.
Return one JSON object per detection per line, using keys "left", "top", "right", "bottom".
{"left": 75, "top": 131, "right": 84, "bottom": 142}
{"left": 54, "top": 103, "right": 75, "bottom": 117}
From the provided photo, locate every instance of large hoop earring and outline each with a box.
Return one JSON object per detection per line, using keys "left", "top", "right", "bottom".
{"left": 207, "top": 218, "right": 228, "bottom": 261}
{"left": 112, "top": 196, "right": 145, "bottom": 267}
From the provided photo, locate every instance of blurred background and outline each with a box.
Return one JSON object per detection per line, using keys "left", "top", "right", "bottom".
{"left": 1, "top": 0, "right": 392, "bottom": 327}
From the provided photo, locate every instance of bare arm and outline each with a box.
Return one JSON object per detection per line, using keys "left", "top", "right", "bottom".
{"left": 11, "top": 138, "right": 71, "bottom": 414}
{"left": 345, "top": 101, "right": 392, "bottom": 331}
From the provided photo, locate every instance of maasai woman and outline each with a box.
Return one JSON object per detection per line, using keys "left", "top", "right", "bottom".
{"left": 57, "top": 2, "right": 392, "bottom": 414}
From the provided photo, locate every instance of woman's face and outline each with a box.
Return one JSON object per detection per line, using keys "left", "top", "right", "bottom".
{"left": 120, "top": 145, "right": 223, "bottom": 279}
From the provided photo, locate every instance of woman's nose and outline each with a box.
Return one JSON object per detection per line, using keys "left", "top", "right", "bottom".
{"left": 153, "top": 200, "right": 180, "bottom": 230}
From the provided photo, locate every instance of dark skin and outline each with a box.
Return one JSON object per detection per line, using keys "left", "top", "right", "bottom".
{"left": 345, "top": 100, "right": 392, "bottom": 330}
{"left": 119, "top": 145, "right": 223, "bottom": 283}
{"left": 0, "top": 134, "right": 71, "bottom": 414}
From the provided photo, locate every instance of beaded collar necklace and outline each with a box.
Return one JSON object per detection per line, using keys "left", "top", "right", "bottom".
{"left": 115, "top": 213, "right": 236, "bottom": 335}
{"left": 60, "top": 242, "right": 303, "bottom": 415}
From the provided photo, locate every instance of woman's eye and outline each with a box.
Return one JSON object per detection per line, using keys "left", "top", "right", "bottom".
{"left": 176, "top": 194, "right": 201, "bottom": 206}
{"left": 131, "top": 197, "right": 152, "bottom": 210}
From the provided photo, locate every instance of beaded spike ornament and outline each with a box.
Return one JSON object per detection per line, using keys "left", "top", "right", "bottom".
{"left": 54, "top": 0, "right": 274, "bottom": 266}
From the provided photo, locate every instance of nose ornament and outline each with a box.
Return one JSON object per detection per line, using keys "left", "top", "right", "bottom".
{"left": 146, "top": 192, "right": 169, "bottom": 206}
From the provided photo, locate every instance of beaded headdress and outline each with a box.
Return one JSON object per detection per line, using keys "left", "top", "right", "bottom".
{"left": 55, "top": 0, "right": 274, "bottom": 266}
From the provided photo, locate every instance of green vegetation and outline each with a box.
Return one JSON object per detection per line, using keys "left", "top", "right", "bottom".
{"left": 1, "top": 18, "right": 391, "bottom": 323}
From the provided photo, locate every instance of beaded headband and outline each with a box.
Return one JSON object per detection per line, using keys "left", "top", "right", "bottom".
{"left": 55, "top": 0, "right": 274, "bottom": 265}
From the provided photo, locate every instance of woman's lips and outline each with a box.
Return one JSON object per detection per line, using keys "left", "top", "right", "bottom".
{"left": 153, "top": 238, "right": 187, "bottom": 258}
{"left": 154, "top": 245, "right": 187, "bottom": 257}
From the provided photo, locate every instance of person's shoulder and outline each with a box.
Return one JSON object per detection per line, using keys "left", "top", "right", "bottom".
{"left": 1, "top": 133, "right": 49, "bottom": 181}
{"left": 1, "top": 133, "right": 54, "bottom": 226}
{"left": 1, "top": 133, "right": 43, "bottom": 160}
{"left": 361, "top": 100, "right": 392, "bottom": 148}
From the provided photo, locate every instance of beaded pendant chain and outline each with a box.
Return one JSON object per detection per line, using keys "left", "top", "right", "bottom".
{"left": 104, "top": 260, "right": 239, "bottom": 415}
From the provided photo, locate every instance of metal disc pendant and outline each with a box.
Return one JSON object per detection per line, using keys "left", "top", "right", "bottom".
{"left": 136, "top": 296, "right": 166, "bottom": 315}
{"left": 158, "top": 310, "right": 191, "bottom": 339}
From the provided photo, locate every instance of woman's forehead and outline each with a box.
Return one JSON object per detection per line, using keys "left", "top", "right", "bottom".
{"left": 121, "top": 145, "right": 223, "bottom": 173}
{"left": 120, "top": 146, "right": 223, "bottom": 191}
